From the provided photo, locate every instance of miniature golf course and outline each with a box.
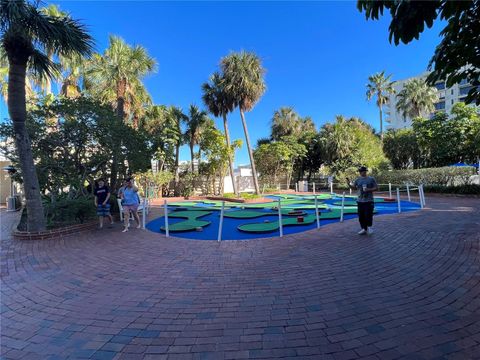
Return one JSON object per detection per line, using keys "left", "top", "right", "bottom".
{"left": 146, "top": 194, "right": 421, "bottom": 240}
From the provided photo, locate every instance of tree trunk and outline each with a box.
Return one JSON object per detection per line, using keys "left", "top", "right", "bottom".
{"left": 174, "top": 141, "right": 180, "bottom": 196}
{"left": 116, "top": 78, "right": 126, "bottom": 121}
{"left": 379, "top": 106, "right": 383, "bottom": 140}
{"left": 7, "top": 59, "right": 46, "bottom": 232}
{"left": 239, "top": 109, "right": 260, "bottom": 195}
{"left": 190, "top": 141, "right": 195, "bottom": 172}
{"left": 222, "top": 114, "right": 238, "bottom": 196}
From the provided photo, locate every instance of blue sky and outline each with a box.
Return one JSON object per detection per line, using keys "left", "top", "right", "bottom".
{"left": 1, "top": 1, "right": 444, "bottom": 166}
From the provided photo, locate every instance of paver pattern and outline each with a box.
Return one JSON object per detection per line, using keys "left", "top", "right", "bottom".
{"left": 1, "top": 196, "right": 479, "bottom": 360}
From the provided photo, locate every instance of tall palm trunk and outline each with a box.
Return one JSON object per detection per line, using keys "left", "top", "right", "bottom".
{"left": 379, "top": 106, "right": 383, "bottom": 140}
{"left": 7, "top": 58, "right": 46, "bottom": 232}
{"left": 110, "top": 79, "right": 127, "bottom": 189}
{"left": 222, "top": 114, "right": 238, "bottom": 195}
{"left": 190, "top": 141, "right": 195, "bottom": 172}
{"left": 239, "top": 109, "right": 260, "bottom": 195}
{"left": 174, "top": 140, "right": 180, "bottom": 196}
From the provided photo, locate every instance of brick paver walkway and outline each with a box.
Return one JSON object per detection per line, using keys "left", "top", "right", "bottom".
{"left": 1, "top": 196, "right": 479, "bottom": 360}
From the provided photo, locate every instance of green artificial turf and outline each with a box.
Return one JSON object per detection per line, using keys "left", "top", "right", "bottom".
{"left": 161, "top": 210, "right": 212, "bottom": 232}
{"left": 224, "top": 209, "right": 307, "bottom": 219}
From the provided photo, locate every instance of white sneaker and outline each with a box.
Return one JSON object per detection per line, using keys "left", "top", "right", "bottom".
{"left": 358, "top": 229, "right": 367, "bottom": 235}
{"left": 367, "top": 227, "right": 374, "bottom": 235}
{"left": 122, "top": 228, "right": 128, "bottom": 233}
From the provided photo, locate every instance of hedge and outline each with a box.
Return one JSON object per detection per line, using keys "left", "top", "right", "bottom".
{"left": 422, "top": 184, "right": 480, "bottom": 195}
{"left": 374, "top": 167, "right": 476, "bottom": 186}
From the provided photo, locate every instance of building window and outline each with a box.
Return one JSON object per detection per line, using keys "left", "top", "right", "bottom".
{"left": 435, "top": 82, "right": 445, "bottom": 90}
{"left": 435, "top": 101, "right": 445, "bottom": 111}
{"left": 451, "top": 89, "right": 454, "bottom": 95}
{"left": 459, "top": 86, "right": 474, "bottom": 96}
{"left": 451, "top": 99, "right": 454, "bottom": 105}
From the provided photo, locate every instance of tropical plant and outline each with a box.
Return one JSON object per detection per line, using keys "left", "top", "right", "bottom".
{"left": 202, "top": 72, "right": 238, "bottom": 195}
{"left": 39, "top": 4, "right": 67, "bottom": 96}
{"left": 358, "top": 1, "right": 480, "bottom": 105}
{"left": 220, "top": 51, "right": 266, "bottom": 195}
{"left": 184, "top": 105, "right": 210, "bottom": 172}
{"left": 199, "top": 123, "right": 242, "bottom": 195}
{"left": 86, "top": 35, "right": 156, "bottom": 122}
{"left": 271, "top": 107, "right": 302, "bottom": 140}
{"left": 254, "top": 139, "right": 306, "bottom": 189}
{"left": 0, "top": 96, "right": 152, "bottom": 209}
{"left": 0, "top": 0, "right": 93, "bottom": 231}
{"left": 396, "top": 78, "right": 439, "bottom": 120}
{"left": 166, "top": 106, "right": 188, "bottom": 195}
{"left": 413, "top": 103, "right": 480, "bottom": 167}
{"left": 366, "top": 71, "right": 395, "bottom": 140}
{"left": 383, "top": 129, "right": 421, "bottom": 169}
{"left": 319, "top": 116, "right": 389, "bottom": 182}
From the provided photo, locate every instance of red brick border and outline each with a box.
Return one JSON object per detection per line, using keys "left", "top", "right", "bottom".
{"left": 13, "top": 221, "right": 98, "bottom": 240}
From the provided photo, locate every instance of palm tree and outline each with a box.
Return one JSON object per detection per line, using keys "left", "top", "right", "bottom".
{"left": 366, "top": 71, "right": 395, "bottom": 140}
{"left": 87, "top": 35, "right": 156, "bottom": 121}
{"left": 202, "top": 72, "right": 238, "bottom": 195}
{"left": 39, "top": 4, "right": 67, "bottom": 96}
{"left": 271, "top": 107, "right": 302, "bottom": 141}
{"left": 166, "top": 106, "right": 188, "bottom": 194}
{"left": 184, "top": 105, "right": 209, "bottom": 172}
{"left": 220, "top": 51, "right": 266, "bottom": 195}
{"left": 396, "top": 78, "right": 439, "bottom": 119}
{"left": 1, "top": 0, "right": 93, "bottom": 231}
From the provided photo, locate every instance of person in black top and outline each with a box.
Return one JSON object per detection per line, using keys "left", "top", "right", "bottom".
{"left": 94, "top": 178, "right": 113, "bottom": 228}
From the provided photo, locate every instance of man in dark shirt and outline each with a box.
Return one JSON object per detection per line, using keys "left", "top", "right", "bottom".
{"left": 347, "top": 166, "right": 378, "bottom": 235}
{"left": 94, "top": 178, "right": 113, "bottom": 228}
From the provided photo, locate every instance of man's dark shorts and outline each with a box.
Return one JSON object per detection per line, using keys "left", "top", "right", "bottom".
{"left": 97, "top": 204, "right": 111, "bottom": 217}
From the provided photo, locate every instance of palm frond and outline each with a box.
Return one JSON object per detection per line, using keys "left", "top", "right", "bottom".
{"left": 28, "top": 48, "right": 61, "bottom": 80}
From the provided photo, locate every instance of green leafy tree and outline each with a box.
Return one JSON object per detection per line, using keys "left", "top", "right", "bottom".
{"left": 413, "top": 103, "right": 480, "bottom": 167}
{"left": 366, "top": 71, "right": 395, "bottom": 140}
{"left": 358, "top": 1, "right": 480, "bottom": 105}
{"left": 199, "top": 122, "right": 241, "bottom": 195}
{"left": 254, "top": 139, "right": 306, "bottom": 188}
{"left": 396, "top": 78, "right": 439, "bottom": 120}
{"left": 383, "top": 129, "right": 421, "bottom": 169}
{"left": 184, "top": 105, "right": 210, "bottom": 172}
{"left": 0, "top": 96, "right": 152, "bottom": 204}
{"left": 140, "top": 105, "right": 180, "bottom": 175}
{"left": 320, "top": 116, "right": 388, "bottom": 181}
{"left": 1, "top": 0, "right": 93, "bottom": 231}
{"left": 221, "top": 51, "right": 266, "bottom": 195}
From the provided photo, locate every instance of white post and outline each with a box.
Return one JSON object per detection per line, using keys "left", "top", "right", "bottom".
{"left": 217, "top": 201, "right": 225, "bottom": 242}
{"left": 389, "top": 183, "right": 392, "bottom": 198}
{"left": 278, "top": 183, "right": 281, "bottom": 191}
{"left": 164, "top": 200, "right": 169, "bottom": 237}
{"left": 295, "top": 183, "right": 298, "bottom": 193}
{"left": 419, "top": 185, "right": 424, "bottom": 209}
{"left": 142, "top": 198, "right": 146, "bottom": 229}
{"left": 314, "top": 195, "right": 320, "bottom": 228}
{"left": 313, "top": 182, "right": 316, "bottom": 194}
{"left": 262, "top": 183, "right": 266, "bottom": 195}
{"left": 396, "top": 188, "right": 401, "bottom": 213}
{"left": 277, "top": 199, "right": 283, "bottom": 237}
{"left": 406, "top": 183, "right": 411, "bottom": 202}
{"left": 421, "top": 184, "right": 426, "bottom": 206}
{"left": 330, "top": 182, "right": 333, "bottom": 194}
{"left": 349, "top": 188, "right": 352, "bottom": 195}
{"left": 340, "top": 192, "right": 345, "bottom": 222}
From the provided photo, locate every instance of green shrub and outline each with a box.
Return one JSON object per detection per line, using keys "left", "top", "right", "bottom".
{"left": 422, "top": 184, "right": 480, "bottom": 195}
{"left": 44, "top": 197, "right": 97, "bottom": 228}
{"left": 374, "top": 167, "right": 476, "bottom": 186}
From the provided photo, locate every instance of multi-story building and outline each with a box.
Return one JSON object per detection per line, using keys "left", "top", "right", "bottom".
{"left": 385, "top": 72, "right": 475, "bottom": 130}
